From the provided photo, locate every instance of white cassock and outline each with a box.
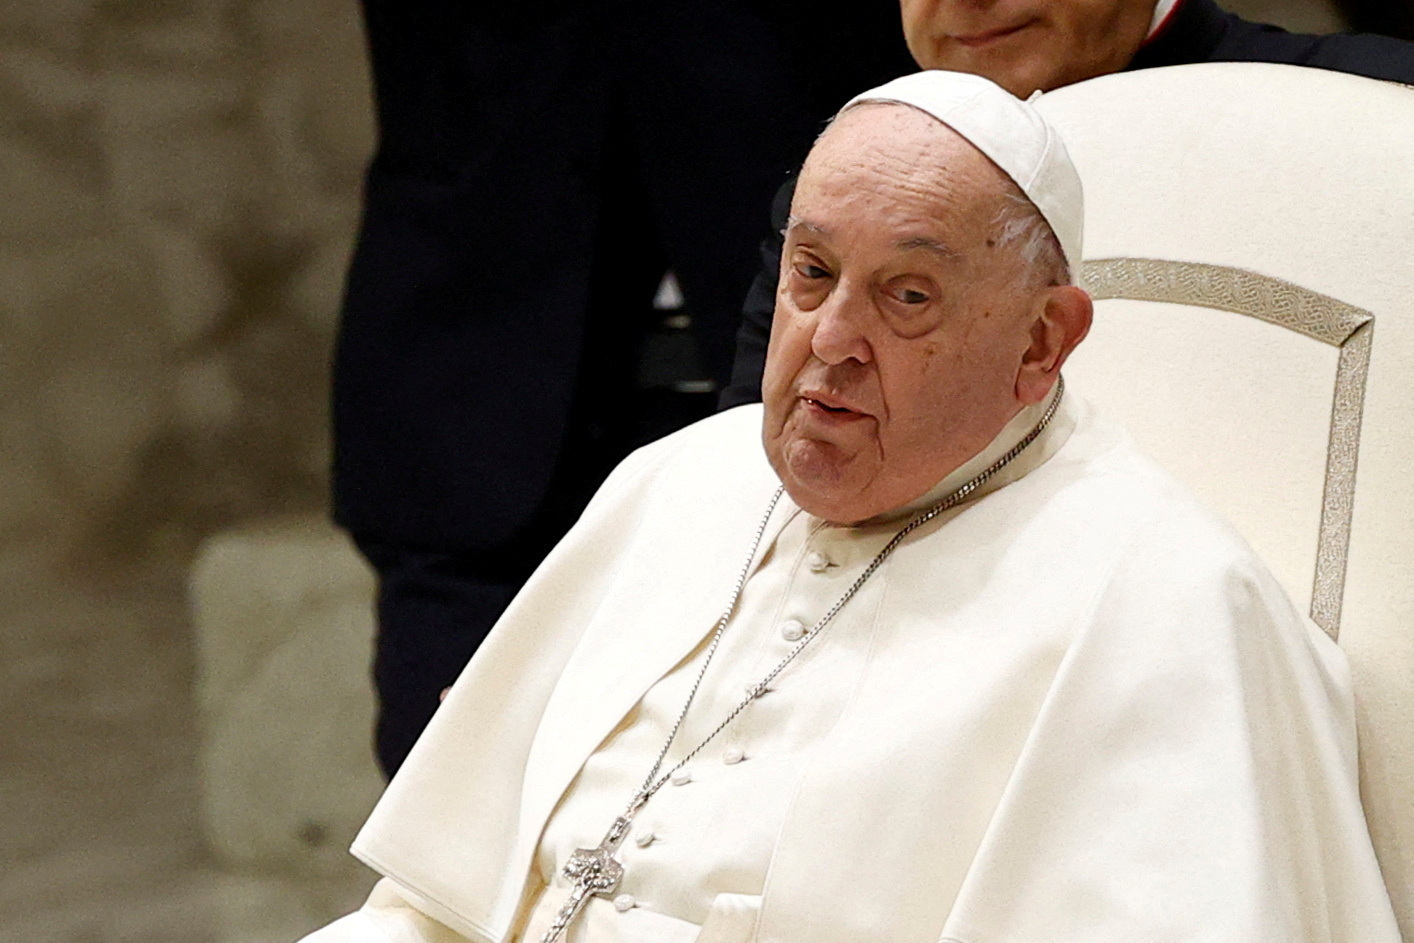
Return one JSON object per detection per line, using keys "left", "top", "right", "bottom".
{"left": 300, "top": 388, "right": 1400, "bottom": 943}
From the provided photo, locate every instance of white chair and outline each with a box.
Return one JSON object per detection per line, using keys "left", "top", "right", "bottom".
{"left": 1036, "top": 62, "right": 1413, "bottom": 938}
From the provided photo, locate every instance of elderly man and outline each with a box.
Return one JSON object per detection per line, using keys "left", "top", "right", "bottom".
{"left": 722, "top": 0, "right": 1414, "bottom": 408}
{"left": 300, "top": 71, "right": 1398, "bottom": 943}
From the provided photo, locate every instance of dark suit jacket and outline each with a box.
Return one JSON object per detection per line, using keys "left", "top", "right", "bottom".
{"left": 718, "top": 0, "right": 1414, "bottom": 409}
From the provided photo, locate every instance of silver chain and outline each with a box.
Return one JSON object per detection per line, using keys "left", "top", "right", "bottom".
{"left": 624, "top": 378, "right": 1065, "bottom": 814}
{"left": 628, "top": 485, "right": 785, "bottom": 808}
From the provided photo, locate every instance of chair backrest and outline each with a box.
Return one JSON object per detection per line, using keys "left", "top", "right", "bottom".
{"left": 1035, "top": 63, "right": 1414, "bottom": 938}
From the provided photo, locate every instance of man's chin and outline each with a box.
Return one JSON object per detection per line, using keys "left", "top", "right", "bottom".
{"left": 784, "top": 485, "right": 866, "bottom": 526}
{"left": 777, "top": 442, "right": 876, "bottom": 524}
{"left": 918, "top": 46, "right": 1056, "bottom": 98}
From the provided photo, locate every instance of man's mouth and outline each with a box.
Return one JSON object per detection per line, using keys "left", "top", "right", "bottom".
{"left": 801, "top": 395, "right": 868, "bottom": 421}
{"left": 950, "top": 20, "right": 1036, "bottom": 48}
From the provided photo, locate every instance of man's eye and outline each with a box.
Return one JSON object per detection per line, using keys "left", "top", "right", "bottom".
{"left": 896, "top": 288, "right": 929, "bottom": 304}
{"left": 794, "top": 261, "right": 831, "bottom": 280}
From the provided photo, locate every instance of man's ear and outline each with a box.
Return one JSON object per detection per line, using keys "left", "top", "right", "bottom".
{"left": 1015, "top": 285, "right": 1092, "bottom": 404}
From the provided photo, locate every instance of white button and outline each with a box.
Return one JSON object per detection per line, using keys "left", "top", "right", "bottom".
{"left": 744, "top": 683, "right": 769, "bottom": 698}
{"left": 613, "top": 894, "right": 636, "bottom": 912}
{"left": 807, "top": 551, "right": 831, "bottom": 573}
{"left": 781, "top": 620, "right": 807, "bottom": 642}
{"left": 670, "top": 768, "right": 692, "bottom": 786}
{"left": 723, "top": 747, "right": 745, "bottom": 765}
{"left": 635, "top": 829, "right": 655, "bottom": 848}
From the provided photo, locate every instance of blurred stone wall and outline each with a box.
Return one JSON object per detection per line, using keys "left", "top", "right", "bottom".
{"left": 0, "top": 0, "right": 373, "bottom": 572}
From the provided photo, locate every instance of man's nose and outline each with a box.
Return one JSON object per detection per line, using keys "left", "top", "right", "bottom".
{"left": 809, "top": 284, "right": 873, "bottom": 365}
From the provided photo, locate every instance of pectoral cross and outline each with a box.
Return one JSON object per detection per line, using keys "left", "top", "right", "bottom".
{"left": 539, "top": 813, "right": 635, "bottom": 943}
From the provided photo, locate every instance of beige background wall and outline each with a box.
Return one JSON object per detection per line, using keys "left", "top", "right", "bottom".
{"left": 0, "top": 2, "right": 1372, "bottom": 942}
{"left": 0, "top": 0, "right": 371, "bottom": 568}
{"left": 0, "top": 2, "right": 377, "bottom": 940}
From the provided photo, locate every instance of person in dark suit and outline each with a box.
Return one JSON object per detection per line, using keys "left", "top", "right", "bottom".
{"left": 720, "top": 0, "right": 1414, "bottom": 410}
{"left": 335, "top": 2, "right": 914, "bottom": 775}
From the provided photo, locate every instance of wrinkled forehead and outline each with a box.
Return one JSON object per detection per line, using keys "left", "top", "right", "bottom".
{"left": 796, "top": 103, "right": 1013, "bottom": 219}
{"left": 810, "top": 101, "right": 978, "bottom": 165}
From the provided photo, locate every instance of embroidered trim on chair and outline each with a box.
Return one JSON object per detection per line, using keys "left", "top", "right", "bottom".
{"left": 1080, "top": 258, "right": 1375, "bottom": 642}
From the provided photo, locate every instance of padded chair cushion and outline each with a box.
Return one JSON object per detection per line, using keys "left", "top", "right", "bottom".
{"left": 1035, "top": 62, "right": 1414, "bottom": 937}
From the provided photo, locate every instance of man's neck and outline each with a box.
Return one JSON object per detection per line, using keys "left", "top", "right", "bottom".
{"left": 854, "top": 381, "right": 1074, "bottom": 527}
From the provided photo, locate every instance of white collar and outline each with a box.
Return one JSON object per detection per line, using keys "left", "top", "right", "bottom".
{"left": 1148, "top": 0, "right": 1181, "bottom": 39}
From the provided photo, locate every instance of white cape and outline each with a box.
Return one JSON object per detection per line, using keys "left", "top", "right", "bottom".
{"left": 307, "top": 399, "right": 1399, "bottom": 943}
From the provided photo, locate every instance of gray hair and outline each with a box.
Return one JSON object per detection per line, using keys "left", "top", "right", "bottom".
{"left": 993, "top": 188, "right": 1071, "bottom": 287}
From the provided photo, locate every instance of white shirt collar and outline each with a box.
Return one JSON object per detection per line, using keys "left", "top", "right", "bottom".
{"left": 1148, "top": 0, "right": 1181, "bottom": 39}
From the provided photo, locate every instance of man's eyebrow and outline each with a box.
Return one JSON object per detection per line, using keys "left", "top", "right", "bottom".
{"left": 783, "top": 215, "right": 827, "bottom": 238}
{"left": 782, "top": 219, "right": 958, "bottom": 259}
{"left": 895, "top": 236, "right": 959, "bottom": 258}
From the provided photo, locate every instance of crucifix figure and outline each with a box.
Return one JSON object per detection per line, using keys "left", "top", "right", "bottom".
{"left": 538, "top": 814, "right": 633, "bottom": 943}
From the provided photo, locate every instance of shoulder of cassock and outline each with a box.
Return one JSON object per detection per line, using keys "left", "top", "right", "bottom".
{"left": 304, "top": 399, "right": 1395, "bottom": 943}
{"left": 339, "top": 405, "right": 785, "bottom": 940}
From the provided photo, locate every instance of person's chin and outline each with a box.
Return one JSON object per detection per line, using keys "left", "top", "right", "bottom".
{"left": 785, "top": 481, "right": 864, "bottom": 524}
{"left": 925, "top": 37, "right": 1055, "bottom": 96}
{"left": 779, "top": 440, "right": 870, "bottom": 518}
{"left": 962, "top": 60, "right": 1051, "bottom": 97}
